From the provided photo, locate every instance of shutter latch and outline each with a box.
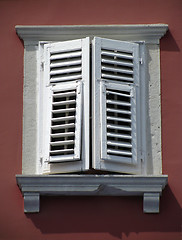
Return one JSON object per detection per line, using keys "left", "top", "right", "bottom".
{"left": 41, "top": 61, "right": 44, "bottom": 71}
{"left": 77, "top": 83, "right": 81, "bottom": 94}
{"left": 130, "top": 88, "right": 134, "bottom": 98}
{"left": 139, "top": 58, "right": 143, "bottom": 64}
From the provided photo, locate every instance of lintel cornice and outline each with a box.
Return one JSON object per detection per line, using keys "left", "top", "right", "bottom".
{"left": 16, "top": 24, "right": 168, "bottom": 44}
{"left": 16, "top": 174, "right": 168, "bottom": 213}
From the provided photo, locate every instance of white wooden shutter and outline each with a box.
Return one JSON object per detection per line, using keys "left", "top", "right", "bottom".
{"left": 101, "top": 82, "right": 137, "bottom": 164}
{"left": 47, "top": 39, "right": 83, "bottom": 85}
{"left": 42, "top": 38, "right": 90, "bottom": 173}
{"left": 49, "top": 82, "right": 82, "bottom": 163}
{"left": 92, "top": 37, "right": 142, "bottom": 174}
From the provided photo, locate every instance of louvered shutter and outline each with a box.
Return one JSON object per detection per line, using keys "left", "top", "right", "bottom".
{"left": 92, "top": 37, "right": 142, "bottom": 174}
{"left": 48, "top": 82, "right": 82, "bottom": 162}
{"left": 43, "top": 38, "right": 90, "bottom": 173}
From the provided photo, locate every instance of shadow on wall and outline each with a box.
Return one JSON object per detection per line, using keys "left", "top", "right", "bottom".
{"left": 160, "top": 30, "right": 180, "bottom": 52}
{"left": 26, "top": 186, "right": 181, "bottom": 239}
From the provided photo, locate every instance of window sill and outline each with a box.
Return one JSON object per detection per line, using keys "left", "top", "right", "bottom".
{"left": 16, "top": 174, "right": 168, "bottom": 213}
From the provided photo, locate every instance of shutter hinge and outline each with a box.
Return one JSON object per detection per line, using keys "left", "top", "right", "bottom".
{"left": 41, "top": 61, "right": 44, "bottom": 71}
{"left": 140, "top": 150, "right": 145, "bottom": 163}
{"left": 139, "top": 58, "right": 143, "bottom": 65}
{"left": 130, "top": 89, "right": 134, "bottom": 98}
{"left": 77, "top": 83, "right": 81, "bottom": 94}
{"left": 40, "top": 156, "right": 43, "bottom": 165}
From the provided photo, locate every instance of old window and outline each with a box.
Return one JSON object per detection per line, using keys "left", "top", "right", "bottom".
{"left": 16, "top": 25, "right": 168, "bottom": 213}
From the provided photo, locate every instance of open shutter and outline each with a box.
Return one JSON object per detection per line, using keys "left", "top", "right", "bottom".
{"left": 49, "top": 82, "right": 82, "bottom": 163}
{"left": 42, "top": 38, "right": 90, "bottom": 173}
{"left": 101, "top": 82, "right": 137, "bottom": 164}
{"left": 92, "top": 37, "right": 141, "bottom": 174}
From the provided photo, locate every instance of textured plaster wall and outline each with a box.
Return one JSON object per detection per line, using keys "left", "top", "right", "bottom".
{"left": 23, "top": 45, "right": 38, "bottom": 174}
{"left": 0, "top": 0, "right": 181, "bottom": 240}
{"left": 147, "top": 44, "right": 162, "bottom": 174}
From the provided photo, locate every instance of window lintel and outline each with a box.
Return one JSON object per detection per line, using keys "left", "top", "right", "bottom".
{"left": 16, "top": 24, "right": 168, "bottom": 44}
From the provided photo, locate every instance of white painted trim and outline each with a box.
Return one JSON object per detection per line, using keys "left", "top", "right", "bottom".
{"left": 81, "top": 37, "right": 90, "bottom": 170}
{"left": 16, "top": 24, "right": 168, "bottom": 44}
{"left": 92, "top": 37, "right": 101, "bottom": 169}
{"left": 16, "top": 174, "right": 168, "bottom": 213}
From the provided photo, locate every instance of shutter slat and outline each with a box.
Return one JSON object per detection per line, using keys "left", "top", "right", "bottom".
{"left": 51, "top": 132, "right": 75, "bottom": 138}
{"left": 51, "top": 123, "right": 75, "bottom": 130}
{"left": 50, "top": 149, "right": 74, "bottom": 154}
{"left": 50, "top": 140, "right": 75, "bottom": 146}
{"left": 51, "top": 116, "right": 75, "bottom": 122}
{"left": 50, "top": 67, "right": 82, "bottom": 76}
{"left": 50, "top": 51, "right": 82, "bottom": 60}
{"left": 107, "top": 124, "right": 131, "bottom": 131}
{"left": 50, "top": 59, "right": 82, "bottom": 68}
{"left": 53, "top": 91, "right": 76, "bottom": 98}
{"left": 53, "top": 100, "right": 76, "bottom": 106}
{"left": 102, "top": 73, "right": 133, "bottom": 82}
{"left": 52, "top": 99, "right": 75, "bottom": 106}
{"left": 106, "top": 90, "right": 131, "bottom": 98}
{"left": 101, "top": 50, "right": 133, "bottom": 60}
{"left": 102, "top": 58, "right": 133, "bottom": 67}
{"left": 107, "top": 99, "right": 131, "bottom": 107}
{"left": 102, "top": 66, "right": 133, "bottom": 75}
{"left": 107, "top": 132, "right": 132, "bottom": 139}
{"left": 107, "top": 108, "right": 131, "bottom": 115}
{"left": 107, "top": 149, "right": 132, "bottom": 156}
{"left": 53, "top": 99, "right": 75, "bottom": 106}
{"left": 50, "top": 74, "right": 82, "bottom": 83}
{"left": 107, "top": 116, "right": 131, "bottom": 123}
{"left": 52, "top": 108, "right": 75, "bottom": 113}
{"left": 107, "top": 141, "right": 132, "bottom": 148}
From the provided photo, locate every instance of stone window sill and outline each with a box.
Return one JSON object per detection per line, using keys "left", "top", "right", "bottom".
{"left": 16, "top": 174, "right": 168, "bottom": 213}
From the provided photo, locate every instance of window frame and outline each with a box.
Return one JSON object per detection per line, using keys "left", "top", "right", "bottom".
{"left": 16, "top": 24, "right": 168, "bottom": 213}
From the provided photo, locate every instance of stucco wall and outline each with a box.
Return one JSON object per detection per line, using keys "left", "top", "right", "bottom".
{"left": 0, "top": 0, "right": 181, "bottom": 239}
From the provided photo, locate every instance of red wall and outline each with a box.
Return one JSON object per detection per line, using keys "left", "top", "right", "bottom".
{"left": 0, "top": 0, "right": 181, "bottom": 239}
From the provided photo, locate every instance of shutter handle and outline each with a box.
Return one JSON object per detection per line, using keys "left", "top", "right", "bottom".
{"left": 131, "top": 89, "right": 134, "bottom": 98}
{"left": 77, "top": 83, "right": 81, "bottom": 94}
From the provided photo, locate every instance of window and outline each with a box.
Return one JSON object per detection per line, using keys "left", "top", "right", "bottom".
{"left": 40, "top": 37, "right": 142, "bottom": 175}
{"left": 16, "top": 25, "right": 168, "bottom": 213}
